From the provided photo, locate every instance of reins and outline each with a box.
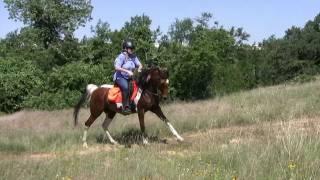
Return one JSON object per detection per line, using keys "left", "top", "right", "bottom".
{"left": 144, "top": 89, "right": 160, "bottom": 97}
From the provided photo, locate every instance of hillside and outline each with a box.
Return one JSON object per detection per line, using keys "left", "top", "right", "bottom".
{"left": 0, "top": 79, "right": 320, "bottom": 179}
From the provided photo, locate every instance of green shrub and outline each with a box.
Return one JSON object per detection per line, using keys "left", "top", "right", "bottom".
{"left": 23, "top": 62, "right": 112, "bottom": 110}
{"left": 0, "top": 57, "right": 44, "bottom": 112}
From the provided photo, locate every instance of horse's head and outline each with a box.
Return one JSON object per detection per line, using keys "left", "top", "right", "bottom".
{"left": 138, "top": 67, "right": 170, "bottom": 100}
{"left": 159, "top": 68, "right": 169, "bottom": 100}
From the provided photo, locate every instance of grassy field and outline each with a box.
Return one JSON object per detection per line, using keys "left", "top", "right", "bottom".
{"left": 0, "top": 79, "right": 320, "bottom": 179}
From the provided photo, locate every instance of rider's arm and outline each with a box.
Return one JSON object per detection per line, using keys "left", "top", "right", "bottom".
{"left": 134, "top": 57, "right": 143, "bottom": 72}
{"left": 115, "top": 66, "right": 131, "bottom": 74}
{"left": 114, "top": 55, "right": 131, "bottom": 74}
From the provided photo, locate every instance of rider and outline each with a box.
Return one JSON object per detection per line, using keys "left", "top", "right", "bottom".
{"left": 114, "top": 39, "right": 143, "bottom": 114}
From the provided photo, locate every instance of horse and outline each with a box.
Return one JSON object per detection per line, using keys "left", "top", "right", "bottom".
{"left": 73, "top": 67, "right": 184, "bottom": 148}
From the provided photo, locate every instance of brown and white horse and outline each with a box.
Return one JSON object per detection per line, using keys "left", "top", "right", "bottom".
{"left": 73, "top": 67, "right": 184, "bottom": 148}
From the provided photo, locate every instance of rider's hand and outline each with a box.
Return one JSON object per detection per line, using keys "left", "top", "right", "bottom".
{"left": 127, "top": 71, "right": 134, "bottom": 77}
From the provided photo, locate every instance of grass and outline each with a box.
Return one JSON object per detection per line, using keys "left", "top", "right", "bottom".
{"left": 0, "top": 78, "right": 320, "bottom": 179}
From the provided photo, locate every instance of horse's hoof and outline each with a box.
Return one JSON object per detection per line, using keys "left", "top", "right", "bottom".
{"left": 111, "top": 141, "right": 119, "bottom": 145}
{"left": 83, "top": 142, "right": 88, "bottom": 148}
{"left": 177, "top": 136, "right": 184, "bottom": 142}
{"left": 142, "top": 138, "right": 149, "bottom": 145}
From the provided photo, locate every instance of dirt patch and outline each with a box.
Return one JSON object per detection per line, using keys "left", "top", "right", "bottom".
{"left": 77, "top": 145, "right": 118, "bottom": 156}
{"left": 29, "top": 153, "right": 57, "bottom": 160}
{"left": 0, "top": 111, "right": 25, "bottom": 122}
{"left": 13, "top": 144, "right": 120, "bottom": 161}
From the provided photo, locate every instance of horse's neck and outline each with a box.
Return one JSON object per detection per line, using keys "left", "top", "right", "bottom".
{"left": 145, "top": 84, "right": 157, "bottom": 93}
{"left": 139, "top": 84, "right": 157, "bottom": 98}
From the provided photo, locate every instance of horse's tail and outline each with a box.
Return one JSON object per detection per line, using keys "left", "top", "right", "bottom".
{"left": 73, "top": 84, "right": 98, "bottom": 126}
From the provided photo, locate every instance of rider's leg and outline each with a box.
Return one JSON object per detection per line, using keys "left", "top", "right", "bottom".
{"left": 115, "top": 77, "right": 130, "bottom": 110}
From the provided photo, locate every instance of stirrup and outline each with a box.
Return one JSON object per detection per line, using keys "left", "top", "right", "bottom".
{"left": 122, "top": 106, "right": 131, "bottom": 114}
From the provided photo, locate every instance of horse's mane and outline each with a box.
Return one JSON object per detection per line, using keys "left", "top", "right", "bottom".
{"left": 136, "top": 66, "right": 169, "bottom": 89}
{"left": 137, "top": 66, "right": 161, "bottom": 88}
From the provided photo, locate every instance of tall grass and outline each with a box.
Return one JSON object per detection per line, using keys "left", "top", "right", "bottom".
{"left": 0, "top": 79, "right": 320, "bottom": 179}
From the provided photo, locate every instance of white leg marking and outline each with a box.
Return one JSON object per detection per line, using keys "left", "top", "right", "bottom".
{"left": 82, "top": 126, "right": 89, "bottom": 148}
{"left": 166, "top": 122, "right": 184, "bottom": 142}
{"left": 105, "top": 130, "right": 118, "bottom": 145}
{"left": 142, "top": 136, "right": 149, "bottom": 145}
{"left": 102, "top": 117, "right": 118, "bottom": 145}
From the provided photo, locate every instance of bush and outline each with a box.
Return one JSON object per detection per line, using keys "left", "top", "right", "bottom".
{"left": 23, "top": 90, "right": 81, "bottom": 110}
{"left": 0, "top": 57, "right": 44, "bottom": 112}
{"left": 23, "top": 62, "right": 112, "bottom": 110}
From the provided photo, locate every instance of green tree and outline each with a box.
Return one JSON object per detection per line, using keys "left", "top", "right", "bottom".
{"left": 80, "top": 20, "right": 115, "bottom": 64}
{"left": 0, "top": 57, "right": 44, "bottom": 112}
{"left": 168, "top": 18, "right": 194, "bottom": 45}
{"left": 23, "top": 62, "right": 110, "bottom": 110}
{"left": 4, "top": 0, "right": 93, "bottom": 48}
{"left": 121, "top": 14, "right": 160, "bottom": 62}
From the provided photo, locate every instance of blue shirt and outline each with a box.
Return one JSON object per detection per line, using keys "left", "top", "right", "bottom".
{"left": 113, "top": 52, "right": 141, "bottom": 80}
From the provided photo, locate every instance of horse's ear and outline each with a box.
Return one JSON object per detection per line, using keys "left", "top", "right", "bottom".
{"left": 160, "top": 68, "right": 169, "bottom": 78}
{"left": 146, "top": 74, "right": 151, "bottom": 82}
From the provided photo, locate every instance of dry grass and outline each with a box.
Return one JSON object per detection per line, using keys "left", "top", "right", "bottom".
{"left": 0, "top": 79, "right": 320, "bottom": 179}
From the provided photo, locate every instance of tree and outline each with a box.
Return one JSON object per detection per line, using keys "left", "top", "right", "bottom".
{"left": 120, "top": 14, "right": 160, "bottom": 62}
{"left": 168, "top": 18, "right": 194, "bottom": 45}
{"left": 4, "top": 0, "right": 93, "bottom": 48}
{"left": 195, "top": 12, "right": 213, "bottom": 28}
{"left": 80, "top": 20, "right": 114, "bottom": 64}
{"left": 0, "top": 57, "right": 44, "bottom": 112}
{"left": 257, "top": 13, "right": 320, "bottom": 85}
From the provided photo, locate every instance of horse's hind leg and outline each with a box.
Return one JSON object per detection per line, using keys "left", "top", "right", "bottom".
{"left": 102, "top": 111, "right": 118, "bottom": 145}
{"left": 82, "top": 113, "right": 100, "bottom": 148}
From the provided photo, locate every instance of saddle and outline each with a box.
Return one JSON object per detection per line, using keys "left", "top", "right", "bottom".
{"left": 107, "top": 80, "right": 139, "bottom": 104}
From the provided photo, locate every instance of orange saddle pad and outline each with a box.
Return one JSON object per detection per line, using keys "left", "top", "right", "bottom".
{"left": 107, "top": 80, "right": 138, "bottom": 103}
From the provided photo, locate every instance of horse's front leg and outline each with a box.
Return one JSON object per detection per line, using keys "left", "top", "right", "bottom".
{"left": 151, "top": 106, "right": 184, "bottom": 142}
{"left": 138, "top": 108, "right": 149, "bottom": 145}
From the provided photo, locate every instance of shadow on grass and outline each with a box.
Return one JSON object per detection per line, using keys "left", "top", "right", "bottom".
{"left": 96, "top": 128, "right": 167, "bottom": 147}
{"left": 0, "top": 142, "right": 27, "bottom": 154}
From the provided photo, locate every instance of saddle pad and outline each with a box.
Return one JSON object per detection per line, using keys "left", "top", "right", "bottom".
{"left": 107, "top": 80, "right": 139, "bottom": 103}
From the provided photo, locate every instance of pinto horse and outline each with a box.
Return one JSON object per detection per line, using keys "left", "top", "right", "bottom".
{"left": 73, "top": 67, "right": 184, "bottom": 148}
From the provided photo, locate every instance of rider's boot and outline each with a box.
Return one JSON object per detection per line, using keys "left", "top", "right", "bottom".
{"left": 121, "top": 90, "right": 131, "bottom": 114}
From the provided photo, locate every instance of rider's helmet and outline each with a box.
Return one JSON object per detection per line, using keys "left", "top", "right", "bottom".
{"left": 122, "top": 40, "right": 135, "bottom": 50}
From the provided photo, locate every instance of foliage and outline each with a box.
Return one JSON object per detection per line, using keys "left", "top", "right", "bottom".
{"left": 257, "top": 13, "right": 320, "bottom": 85}
{"left": 4, "top": 0, "right": 93, "bottom": 47}
{"left": 23, "top": 62, "right": 111, "bottom": 110}
{"left": 0, "top": 57, "right": 44, "bottom": 112}
{"left": 121, "top": 14, "right": 160, "bottom": 62}
{"left": 1, "top": 6, "right": 320, "bottom": 112}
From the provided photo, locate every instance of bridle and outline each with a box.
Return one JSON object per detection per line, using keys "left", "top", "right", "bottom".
{"left": 144, "top": 88, "right": 161, "bottom": 97}
{"left": 137, "top": 67, "right": 168, "bottom": 98}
